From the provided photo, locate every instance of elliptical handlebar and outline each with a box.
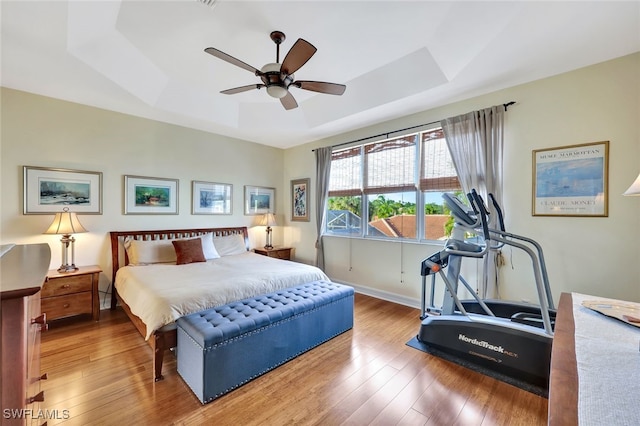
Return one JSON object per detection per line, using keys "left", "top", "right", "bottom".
{"left": 466, "top": 192, "right": 479, "bottom": 215}
{"left": 488, "top": 193, "right": 506, "bottom": 232}
{"left": 470, "top": 189, "right": 491, "bottom": 242}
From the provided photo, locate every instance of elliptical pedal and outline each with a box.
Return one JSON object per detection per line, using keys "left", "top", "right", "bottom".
{"left": 510, "top": 311, "right": 556, "bottom": 330}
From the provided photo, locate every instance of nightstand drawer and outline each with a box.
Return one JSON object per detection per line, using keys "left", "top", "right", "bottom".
{"left": 254, "top": 247, "right": 292, "bottom": 260}
{"left": 41, "top": 292, "right": 92, "bottom": 320}
{"left": 272, "top": 249, "right": 291, "bottom": 259}
{"left": 42, "top": 274, "right": 92, "bottom": 297}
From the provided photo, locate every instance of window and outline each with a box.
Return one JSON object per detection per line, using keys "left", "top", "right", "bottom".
{"left": 325, "top": 127, "right": 460, "bottom": 241}
{"left": 327, "top": 147, "right": 362, "bottom": 236}
{"left": 420, "top": 129, "right": 460, "bottom": 240}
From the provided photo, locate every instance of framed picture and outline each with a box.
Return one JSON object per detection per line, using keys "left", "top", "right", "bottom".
{"left": 532, "top": 141, "right": 609, "bottom": 217}
{"left": 291, "top": 178, "right": 310, "bottom": 222}
{"left": 124, "top": 175, "right": 179, "bottom": 215}
{"left": 244, "top": 185, "right": 275, "bottom": 215}
{"left": 192, "top": 181, "right": 232, "bottom": 215}
{"left": 23, "top": 166, "right": 102, "bottom": 214}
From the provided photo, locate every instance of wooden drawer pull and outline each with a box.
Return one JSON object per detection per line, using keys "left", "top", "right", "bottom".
{"left": 63, "top": 303, "right": 70, "bottom": 308}
{"left": 62, "top": 284, "right": 71, "bottom": 289}
{"left": 27, "top": 390, "right": 45, "bottom": 404}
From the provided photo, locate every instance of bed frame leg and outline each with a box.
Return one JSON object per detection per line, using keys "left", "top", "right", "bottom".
{"left": 153, "top": 335, "right": 164, "bottom": 381}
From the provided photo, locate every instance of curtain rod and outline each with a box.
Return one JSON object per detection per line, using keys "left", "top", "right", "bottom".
{"left": 312, "top": 101, "right": 515, "bottom": 152}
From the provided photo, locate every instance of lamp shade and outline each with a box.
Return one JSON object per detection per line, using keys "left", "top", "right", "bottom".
{"left": 623, "top": 173, "right": 640, "bottom": 196}
{"left": 260, "top": 213, "right": 277, "bottom": 227}
{"left": 44, "top": 208, "right": 87, "bottom": 235}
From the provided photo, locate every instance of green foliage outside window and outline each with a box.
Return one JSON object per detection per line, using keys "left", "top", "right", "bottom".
{"left": 328, "top": 190, "right": 468, "bottom": 239}
{"left": 328, "top": 196, "right": 361, "bottom": 215}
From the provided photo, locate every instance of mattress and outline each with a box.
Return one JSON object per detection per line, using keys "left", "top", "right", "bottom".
{"left": 114, "top": 252, "right": 330, "bottom": 340}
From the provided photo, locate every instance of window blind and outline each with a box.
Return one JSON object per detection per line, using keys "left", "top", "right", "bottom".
{"left": 420, "top": 128, "right": 460, "bottom": 191}
{"left": 364, "top": 135, "right": 417, "bottom": 194}
{"left": 328, "top": 146, "right": 362, "bottom": 197}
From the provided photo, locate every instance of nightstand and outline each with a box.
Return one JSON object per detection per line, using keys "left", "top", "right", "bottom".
{"left": 253, "top": 247, "right": 292, "bottom": 261}
{"left": 43, "top": 265, "right": 101, "bottom": 322}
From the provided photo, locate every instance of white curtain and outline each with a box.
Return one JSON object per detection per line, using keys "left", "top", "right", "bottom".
{"left": 441, "top": 105, "right": 505, "bottom": 298}
{"left": 314, "top": 146, "right": 332, "bottom": 270}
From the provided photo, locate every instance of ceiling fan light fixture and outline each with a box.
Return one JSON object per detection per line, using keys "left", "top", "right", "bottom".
{"left": 266, "top": 85, "right": 288, "bottom": 99}
{"left": 260, "top": 62, "right": 281, "bottom": 74}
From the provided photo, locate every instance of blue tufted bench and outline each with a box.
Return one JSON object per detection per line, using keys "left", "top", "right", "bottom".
{"left": 176, "top": 280, "right": 354, "bottom": 404}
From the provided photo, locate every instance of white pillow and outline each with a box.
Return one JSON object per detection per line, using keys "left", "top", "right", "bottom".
{"left": 199, "top": 233, "right": 220, "bottom": 260}
{"left": 124, "top": 234, "right": 219, "bottom": 265}
{"left": 124, "top": 237, "right": 176, "bottom": 265}
{"left": 213, "top": 233, "right": 247, "bottom": 256}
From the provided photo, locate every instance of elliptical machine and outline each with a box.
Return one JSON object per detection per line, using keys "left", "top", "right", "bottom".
{"left": 416, "top": 190, "right": 554, "bottom": 391}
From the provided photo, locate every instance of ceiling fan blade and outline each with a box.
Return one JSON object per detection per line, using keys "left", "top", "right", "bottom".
{"left": 281, "top": 39, "right": 317, "bottom": 75}
{"left": 294, "top": 81, "right": 346, "bottom": 95}
{"left": 280, "top": 92, "right": 298, "bottom": 110}
{"left": 221, "top": 84, "right": 263, "bottom": 95}
{"left": 205, "top": 47, "right": 260, "bottom": 74}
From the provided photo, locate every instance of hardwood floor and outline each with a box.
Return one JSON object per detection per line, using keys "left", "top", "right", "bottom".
{"left": 40, "top": 294, "right": 548, "bottom": 425}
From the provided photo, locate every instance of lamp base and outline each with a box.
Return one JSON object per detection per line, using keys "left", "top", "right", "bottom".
{"left": 57, "top": 264, "right": 79, "bottom": 273}
{"left": 264, "top": 226, "right": 273, "bottom": 250}
{"left": 57, "top": 234, "right": 79, "bottom": 273}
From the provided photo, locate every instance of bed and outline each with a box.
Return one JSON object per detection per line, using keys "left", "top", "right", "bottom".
{"left": 109, "top": 227, "right": 329, "bottom": 381}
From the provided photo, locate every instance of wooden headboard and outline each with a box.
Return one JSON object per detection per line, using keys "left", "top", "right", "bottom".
{"left": 109, "top": 227, "right": 249, "bottom": 309}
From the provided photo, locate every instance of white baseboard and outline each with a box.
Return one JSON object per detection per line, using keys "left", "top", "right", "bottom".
{"left": 331, "top": 278, "right": 421, "bottom": 310}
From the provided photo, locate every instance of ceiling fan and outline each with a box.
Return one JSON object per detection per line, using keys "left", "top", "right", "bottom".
{"left": 204, "top": 31, "right": 346, "bottom": 110}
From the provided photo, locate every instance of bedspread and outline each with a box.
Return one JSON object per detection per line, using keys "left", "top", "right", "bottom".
{"left": 115, "top": 252, "right": 330, "bottom": 340}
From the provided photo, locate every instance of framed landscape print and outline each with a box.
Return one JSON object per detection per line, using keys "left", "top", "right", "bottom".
{"left": 23, "top": 166, "right": 102, "bottom": 214}
{"left": 291, "top": 178, "right": 310, "bottom": 222}
{"left": 192, "top": 181, "right": 232, "bottom": 215}
{"left": 244, "top": 185, "right": 274, "bottom": 215}
{"left": 124, "top": 175, "right": 179, "bottom": 215}
{"left": 532, "top": 141, "right": 609, "bottom": 217}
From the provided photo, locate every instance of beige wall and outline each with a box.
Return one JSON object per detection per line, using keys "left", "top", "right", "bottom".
{"left": 284, "top": 52, "right": 640, "bottom": 305}
{"left": 1, "top": 88, "right": 285, "bottom": 303}
{"left": 2, "top": 52, "right": 639, "bottom": 310}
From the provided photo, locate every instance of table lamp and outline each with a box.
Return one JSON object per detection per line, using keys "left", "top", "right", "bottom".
{"left": 260, "top": 213, "right": 277, "bottom": 250}
{"left": 44, "top": 207, "right": 87, "bottom": 272}
{"left": 623, "top": 173, "right": 640, "bottom": 196}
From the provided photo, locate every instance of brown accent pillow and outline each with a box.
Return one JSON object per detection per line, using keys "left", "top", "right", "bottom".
{"left": 172, "top": 238, "right": 206, "bottom": 265}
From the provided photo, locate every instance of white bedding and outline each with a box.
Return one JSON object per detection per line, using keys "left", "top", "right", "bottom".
{"left": 115, "top": 252, "right": 330, "bottom": 340}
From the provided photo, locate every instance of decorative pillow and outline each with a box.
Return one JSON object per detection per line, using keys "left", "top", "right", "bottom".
{"left": 213, "top": 233, "right": 247, "bottom": 256}
{"left": 124, "top": 237, "right": 177, "bottom": 265}
{"left": 172, "top": 238, "right": 206, "bottom": 265}
{"left": 199, "top": 233, "right": 220, "bottom": 260}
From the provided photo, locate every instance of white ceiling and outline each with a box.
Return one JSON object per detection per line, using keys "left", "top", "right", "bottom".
{"left": 2, "top": 1, "right": 639, "bottom": 149}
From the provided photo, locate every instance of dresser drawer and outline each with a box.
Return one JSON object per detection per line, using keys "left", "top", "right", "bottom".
{"left": 42, "top": 292, "right": 92, "bottom": 320}
{"left": 42, "top": 274, "right": 92, "bottom": 297}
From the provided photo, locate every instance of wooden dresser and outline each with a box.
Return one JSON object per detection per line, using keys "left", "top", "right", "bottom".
{"left": 548, "top": 292, "right": 578, "bottom": 425}
{"left": 548, "top": 292, "right": 640, "bottom": 425}
{"left": 1, "top": 243, "right": 51, "bottom": 425}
